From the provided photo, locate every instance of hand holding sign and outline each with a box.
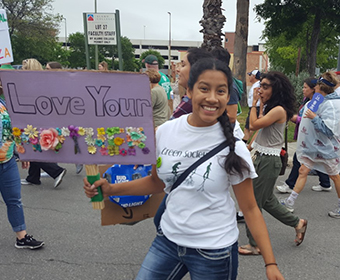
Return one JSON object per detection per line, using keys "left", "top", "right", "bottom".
{"left": 307, "top": 92, "right": 324, "bottom": 113}
{"left": 304, "top": 92, "right": 324, "bottom": 120}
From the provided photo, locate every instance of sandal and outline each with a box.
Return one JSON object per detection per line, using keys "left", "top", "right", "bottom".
{"left": 295, "top": 219, "right": 308, "bottom": 246}
{"left": 238, "top": 244, "right": 261, "bottom": 255}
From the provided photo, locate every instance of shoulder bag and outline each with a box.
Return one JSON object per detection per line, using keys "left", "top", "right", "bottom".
{"left": 279, "top": 123, "right": 288, "bottom": 176}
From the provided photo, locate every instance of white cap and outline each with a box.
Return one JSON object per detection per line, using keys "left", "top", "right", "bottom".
{"left": 248, "top": 70, "right": 259, "bottom": 76}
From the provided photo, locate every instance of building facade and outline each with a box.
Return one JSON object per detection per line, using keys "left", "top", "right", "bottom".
{"left": 225, "top": 32, "right": 269, "bottom": 87}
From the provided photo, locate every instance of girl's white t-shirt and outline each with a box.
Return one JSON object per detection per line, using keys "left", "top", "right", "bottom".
{"left": 156, "top": 115, "right": 257, "bottom": 249}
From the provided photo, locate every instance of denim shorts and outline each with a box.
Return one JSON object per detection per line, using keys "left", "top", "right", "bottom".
{"left": 136, "top": 231, "right": 238, "bottom": 280}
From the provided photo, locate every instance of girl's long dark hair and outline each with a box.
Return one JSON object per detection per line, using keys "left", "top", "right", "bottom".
{"left": 188, "top": 58, "right": 250, "bottom": 176}
{"left": 261, "top": 71, "right": 297, "bottom": 121}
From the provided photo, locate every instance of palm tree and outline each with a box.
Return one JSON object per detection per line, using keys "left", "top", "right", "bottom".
{"left": 200, "top": 0, "right": 250, "bottom": 105}
{"left": 200, "top": 0, "right": 226, "bottom": 51}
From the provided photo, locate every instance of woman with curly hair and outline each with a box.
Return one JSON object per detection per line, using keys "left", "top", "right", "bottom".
{"left": 239, "top": 71, "right": 308, "bottom": 255}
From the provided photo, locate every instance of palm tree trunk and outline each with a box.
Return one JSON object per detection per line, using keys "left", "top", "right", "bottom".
{"left": 200, "top": 0, "right": 226, "bottom": 51}
{"left": 307, "top": 11, "right": 321, "bottom": 76}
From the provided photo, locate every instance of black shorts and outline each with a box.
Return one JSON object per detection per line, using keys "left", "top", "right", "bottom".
{"left": 245, "top": 107, "right": 260, "bottom": 129}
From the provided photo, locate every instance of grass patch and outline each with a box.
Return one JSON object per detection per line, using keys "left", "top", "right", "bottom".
{"left": 237, "top": 107, "right": 296, "bottom": 142}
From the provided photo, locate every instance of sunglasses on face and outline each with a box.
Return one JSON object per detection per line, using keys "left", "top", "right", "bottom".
{"left": 260, "top": 83, "right": 272, "bottom": 89}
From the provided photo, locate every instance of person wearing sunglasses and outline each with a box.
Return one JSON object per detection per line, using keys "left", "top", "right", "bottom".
{"left": 239, "top": 71, "right": 307, "bottom": 255}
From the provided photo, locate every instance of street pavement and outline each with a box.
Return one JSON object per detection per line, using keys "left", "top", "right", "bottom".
{"left": 0, "top": 160, "right": 339, "bottom": 280}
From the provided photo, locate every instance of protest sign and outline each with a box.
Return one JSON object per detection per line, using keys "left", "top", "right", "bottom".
{"left": 0, "top": 70, "right": 156, "bottom": 165}
{"left": 0, "top": 9, "right": 14, "bottom": 64}
{"left": 307, "top": 92, "right": 324, "bottom": 113}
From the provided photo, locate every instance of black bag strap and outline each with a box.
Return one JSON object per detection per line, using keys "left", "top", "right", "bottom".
{"left": 284, "top": 122, "right": 288, "bottom": 152}
{"left": 170, "top": 140, "right": 229, "bottom": 192}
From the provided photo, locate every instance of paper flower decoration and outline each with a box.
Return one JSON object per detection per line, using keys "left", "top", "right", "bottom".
{"left": 57, "top": 135, "right": 65, "bottom": 143}
{"left": 131, "top": 132, "right": 141, "bottom": 140}
{"left": 12, "top": 127, "right": 22, "bottom": 137}
{"left": 78, "top": 127, "right": 85, "bottom": 136}
{"left": 30, "top": 137, "right": 39, "bottom": 145}
{"left": 138, "top": 142, "right": 146, "bottom": 149}
{"left": 119, "top": 148, "right": 127, "bottom": 156}
{"left": 95, "top": 139, "right": 104, "bottom": 147}
{"left": 61, "top": 127, "right": 70, "bottom": 137}
{"left": 128, "top": 148, "right": 136, "bottom": 156}
{"left": 114, "top": 137, "right": 124, "bottom": 146}
{"left": 39, "top": 128, "right": 59, "bottom": 151}
{"left": 97, "top": 134, "right": 106, "bottom": 142}
{"left": 106, "top": 127, "right": 116, "bottom": 137}
{"left": 88, "top": 145, "right": 97, "bottom": 154}
{"left": 142, "top": 147, "right": 150, "bottom": 154}
{"left": 84, "top": 127, "right": 94, "bottom": 136}
{"left": 12, "top": 125, "right": 149, "bottom": 158}
{"left": 24, "top": 125, "right": 38, "bottom": 139}
{"left": 85, "top": 136, "right": 95, "bottom": 145}
{"left": 97, "top": 127, "right": 105, "bottom": 135}
{"left": 100, "top": 146, "right": 108, "bottom": 156}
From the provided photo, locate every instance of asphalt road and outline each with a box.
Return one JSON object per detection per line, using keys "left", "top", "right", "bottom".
{"left": 0, "top": 163, "right": 339, "bottom": 280}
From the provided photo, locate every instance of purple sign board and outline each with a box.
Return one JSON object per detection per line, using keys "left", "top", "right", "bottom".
{"left": 0, "top": 70, "right": 156, "bottom": 165}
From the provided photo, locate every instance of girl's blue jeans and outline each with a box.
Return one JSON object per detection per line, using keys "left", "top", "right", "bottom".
{"left": 0, "top": 157, "right": 26, "bottom": 232}
{"left": 136, "top": 231, "right": 238, "bottom": 280}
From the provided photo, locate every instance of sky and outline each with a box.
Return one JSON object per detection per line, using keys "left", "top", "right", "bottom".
{"left": 51, "top": 0, "right": 266, "bottom": 46}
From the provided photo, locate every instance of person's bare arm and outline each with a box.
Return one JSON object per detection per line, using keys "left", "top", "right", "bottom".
{"left": 226, "top": 104, "right": 237, "bottom": 123}
{"left": 84, "top": 165, "right": 165, "bottom": 198}
{"left": 233, "top": 179, "right": 284, "bottom": 280}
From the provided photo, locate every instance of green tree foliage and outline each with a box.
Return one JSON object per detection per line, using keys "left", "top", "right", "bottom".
{"left": 113, "top": 37, "right": 140, "bottom": 71}
{"left": 1, "top": 0, "right": 63, "bottom": 65}
{"left": 52, "top": 42, "right": 70, "bottom": 67}
{"left": 264, "top": 24, "right": 339, "bottom": 74}
{"left": 139, "top": 50, "right": 164, "bottom": 69}
{"left": 67, "top": 33, "right": 139, "bottom": 71}
{"left": 255, "top": 0, "right": 340, "bottom": 76}
{"left": 68, "top": 32, "right": 87, "bottom": 69}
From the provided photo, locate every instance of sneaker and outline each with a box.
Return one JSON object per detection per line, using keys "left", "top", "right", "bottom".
{"left": 54, "top": 169, "right": 66, "bottom": 188}
{"left": 40, "top": 172, "right": 50, "bottom": 178}
{"left": 236, "top": 212, "right": 245, "bottom": 223}
{"left": 15, "top": 234, "right": 44, "bottom": 250}
{"left": 20, "top": 179, "right": 39, "bottom": 185}
{"left": 328, "top": 208, "right": 340, "bottom": 219}
{"left": 279, "top": 198, "right": 295, "bottom": 213}
{"left": 76, "top": 164, "right": 83, "bottom": 174}
{"left": 276, "top": 182, "right": 293, "bottom": 194}
{"left": 311, "top": 185, "right": 332, "bottom": 192}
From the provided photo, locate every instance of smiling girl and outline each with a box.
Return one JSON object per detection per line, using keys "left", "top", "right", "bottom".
{"left": 84, "top": 59, "right": 284, "bottom": 279}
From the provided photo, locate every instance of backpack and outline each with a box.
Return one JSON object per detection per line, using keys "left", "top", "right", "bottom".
{"left": 232, "top": 77, "right": 244, "bottom": 100}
